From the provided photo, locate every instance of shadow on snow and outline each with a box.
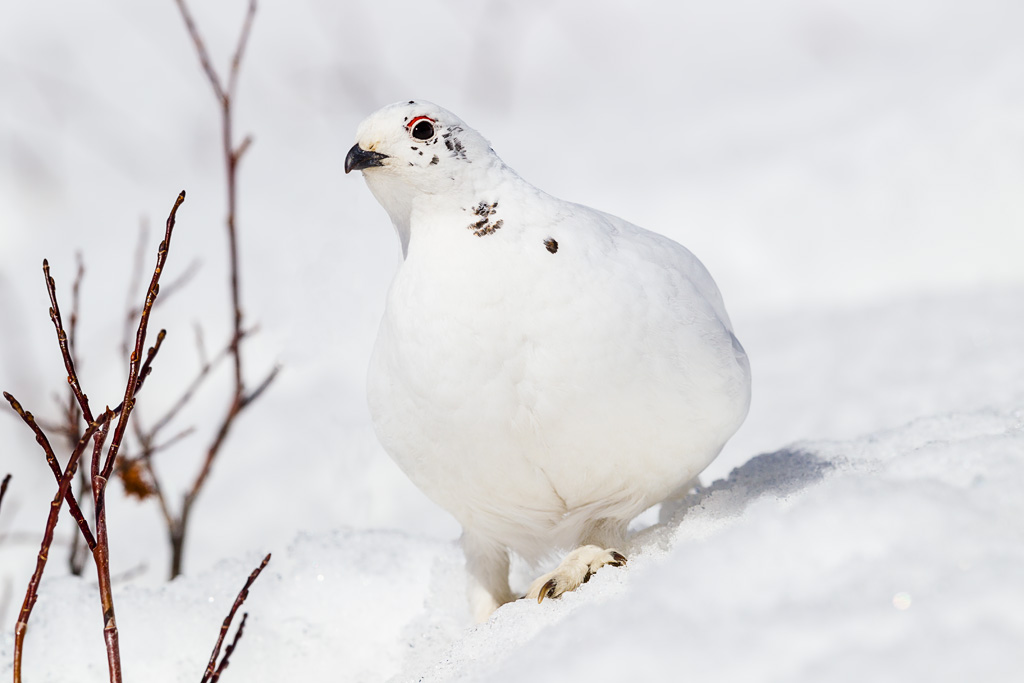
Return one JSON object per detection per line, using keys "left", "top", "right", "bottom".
{"left": 656, "top": 448, "right": 835, "bottom": 529}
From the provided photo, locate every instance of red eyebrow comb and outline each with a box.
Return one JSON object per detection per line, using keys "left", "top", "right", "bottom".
{"left": 407, "top": 115, "right": 435, "bottom": 129}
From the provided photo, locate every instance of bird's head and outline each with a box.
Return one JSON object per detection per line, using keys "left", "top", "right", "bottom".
{"left": 346, "top": 101, "right": 501, "bottom": 255}
{"left": 345, "top": 100, "right": 495, "bottom": 187}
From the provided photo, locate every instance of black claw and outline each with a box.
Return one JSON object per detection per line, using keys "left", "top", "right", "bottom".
{"left": 537, "top": 578, "right": 558, "bottom": 603}
{"left": 609, "top": 551, "right": 627, "bottom": 566}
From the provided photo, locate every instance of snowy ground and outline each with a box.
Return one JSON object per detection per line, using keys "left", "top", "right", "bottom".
{"left": 2, "top": 1, "right": 1023, "bottom": 681}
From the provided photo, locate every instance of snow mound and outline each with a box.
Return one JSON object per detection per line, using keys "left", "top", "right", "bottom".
{"left": 5, "top": 408, "right": 1020, "bottom": 682}
{"left": 420, "top": 408, "right": 1024, "bottom": 683}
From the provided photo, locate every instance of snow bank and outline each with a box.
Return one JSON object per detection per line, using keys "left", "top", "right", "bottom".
{"left": 402, "top": 409, "right": 1024, "bottom": 682}
{"left": 3, "top": 530, "right": 461, "bottom": 681}
{"left": 4, "top": 402, "right": 1021, "bottom": 682}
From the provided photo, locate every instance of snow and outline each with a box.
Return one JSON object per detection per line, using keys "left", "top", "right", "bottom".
{"left": 1, "top": 1, "right": 1023, "bottom": 681}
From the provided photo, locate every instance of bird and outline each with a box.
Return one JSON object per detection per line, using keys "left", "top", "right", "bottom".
{"left": 345, "top": 101, "right": 751, "bottom": 622}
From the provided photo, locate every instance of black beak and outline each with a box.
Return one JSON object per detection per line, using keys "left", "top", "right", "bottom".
{"left": 345, "top": 144, "right": 389, "bottom": 174}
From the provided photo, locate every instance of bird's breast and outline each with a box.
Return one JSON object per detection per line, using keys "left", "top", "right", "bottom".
{"left": 366, "top": 200, "right": 750, "bottom": 543}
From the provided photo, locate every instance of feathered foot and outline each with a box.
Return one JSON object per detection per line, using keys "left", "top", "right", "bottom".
{"left": 525, "top": 545, "right": 627, "bottom": 603}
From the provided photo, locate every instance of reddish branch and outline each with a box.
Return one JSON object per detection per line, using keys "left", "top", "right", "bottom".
{"left": 212, "top": 613, "right": 248, "bottom": 682}
{"left": 141, "top": 0, "right": 278, "bottom": 579}
{"left": 105, "top": 192, "right": 183, "bottom": 477}
{"left": 12, "top": 416, "right": 106, "bottom": 682}
{"left": 150, "top": 334, "right": 235, "bottom": 437}
{"left": 8, "top": 191, "right": 185, "bottom": 683}
{"left": 123, "top": 262, "right": 200, "bottom": 360}
{"left": 95, "top": 194, "right": 183, "bottom": 681}
{"left": 3, "top": 392, "right": 97, "bottom": 549}
{"left": 62, "top": 253, "right": 85, "bottom": 437}
{"left": 172, "top": 0, "right": 256, "bottom": 387}
{"left": 201, "top": 553, "right": 270, "bottom": 683}
{"left": 65, "top": 255, "right": 90, "bottom": 575}
{"left": 44, "top": 258, "right": 95, "bottom": 426}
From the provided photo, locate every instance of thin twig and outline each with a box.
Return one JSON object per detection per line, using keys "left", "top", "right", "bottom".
{"left": 201, "top": 553, "right": 270, "bottom": 683}
{"left": 134, "top": 329, "right": 168, "bottom": 400}
{"left": 162, "top": 0, "right": 277, "bottom": 579}
{"left": 104, "top": 193, "right": 183, "bottom": 478}
{"left": 211, "top": 613, "right": 248, "bottom": 682}
{"left": 234, "top": 135, "right": 253, "bottom": 162}
{"left": 87, "top": 413, "right": 118, "bottom": 683}
{"left": 194, "top": 322, "right": 208, "bottom": 368}
{"left": 89, "top": 192, "right": 186, "bottom": 683}
{"left": 12, "top": 419, "right": 103, "bottom": 683}
{"left": 31, "top": 418, "right": 77, "bottom": 438}
{"left": 65, "top": 252, "right": 85, "bottom": 443}
{"left": 3, "top": 391, "right": 97, "bottom": 549}
{"left": 173, "top": 0, "right": 227, "bottom": 103}
{"left": 123, "top": 220, "right": 149, "bottom": 357}
{"left": 44, "top": 259, "right": 94, "bottom": 425}
{"left": 35, "top": 317, "right": 164, "bottom": 441}
{"left": 149, "top": 337, "right": 235, "bottom": 437}
{"left": 226, "top": 3, "right": 257, "bottom": 104}
{"left": 156, "top": 258, "right": 201, "bottom": 302}
{"left": 67, "top": 257, "right": 88, "bottom": 572}
{"left": 120, "top": 224, "right": 197, "bottom": 359}
{"left": 69, "top": 253, "right": 84, "bottom": 370}
{"left": 123, "top": 259, "right": 200, "bottom": 357}
{"left": 140, "top": 458, "right": 176, "bottom": 549}
{"left": 11, "top": 191, "right": 187, "bottom": 682}
{"left": 0, "top": 474, "right": 11, "bottom": 518}
{"left": 108, "top": 562, "right": 149, "bottom": 585}
{"left": 147, "top": 426, "right": 197, "bottom": 459}
{"left": 96, "top": 331, "right": 168, "bottom": 432}
{"left": 30, "top": 256, "right": 99, "bottom": 575}
{"left": 241, "top": 364, "right": 279, "bottom": 409}
{"left": 176, "top": 0, "right": 258, "bottom": 392}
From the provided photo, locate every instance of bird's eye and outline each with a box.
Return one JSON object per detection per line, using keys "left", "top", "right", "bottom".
{"left": 408, "top": 116, "right": 436, "bottom": 141}
{"left": 412, "top": 120, "right": 434, "bottom": 140}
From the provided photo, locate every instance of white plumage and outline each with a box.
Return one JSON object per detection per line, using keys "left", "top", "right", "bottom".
{"left": 346, "top": 101, "right": 751, "bottom": 621}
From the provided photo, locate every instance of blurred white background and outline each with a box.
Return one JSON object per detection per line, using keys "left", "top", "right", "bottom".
{"left": 1, "top": 0, "right": 1022, "bottom": 586}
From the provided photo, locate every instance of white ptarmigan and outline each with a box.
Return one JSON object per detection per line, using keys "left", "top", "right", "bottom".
{"left": 346, "top": 100, "right": 751, "bottom": 622}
